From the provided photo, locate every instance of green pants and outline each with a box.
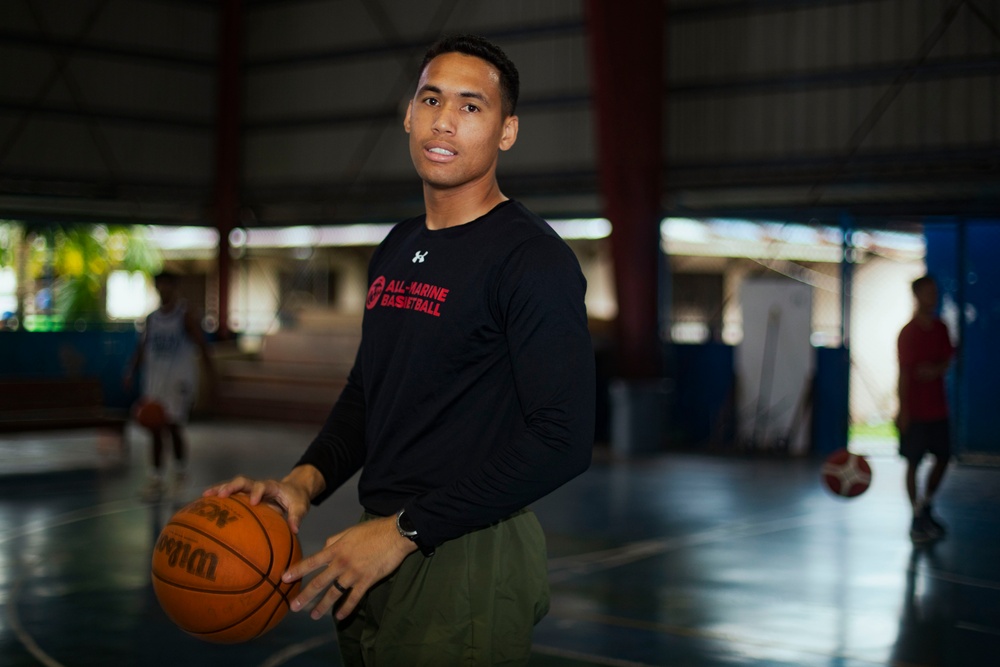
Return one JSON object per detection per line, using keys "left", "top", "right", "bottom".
{"left": 335, "top": 509, "right": 550, "bottom": 666}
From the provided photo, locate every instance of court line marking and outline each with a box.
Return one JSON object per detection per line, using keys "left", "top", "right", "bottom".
{"left": 547, "top": 512, "right": 825, "bottom": 583}
{"left": 3, "top": 499, "right": 141, "bottom": 667}
{"left": 955, "top": 621, "right": 1000, "bottom": 637}
{"left": 0, "top": 497, "right": 336, "bottom": 667}
{"left": 5, "top": 573, "right": 64, "bottom": 667}
{"left": 543, "top": 607, "right": 934, "bottom": 667}
{"left": 257, "top": 634, "right": 333, "bottom": 667}
{"left": 4, "top": 498, "right": 997, "bottom": 667}
{"left": 531, "top": 643, "right": 656, "bottom": 667}
{"left": 544, "top": 511, "right": 999, "bottom": 663}
{"left": 0, "top": 498, "right": 137, "bottom": 546}
{"left": 926, "top": 569, "right": 1000, "bottom": 591}
{"left": 547, "top": 511, "right": 1000, "bottom": 595}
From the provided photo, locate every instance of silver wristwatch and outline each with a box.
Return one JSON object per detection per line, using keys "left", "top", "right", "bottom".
{"left": 396, "top": 508, "right": 434, "bottom": 556}
{"left": 396, "top": 508, "right": 419, "bottom": 539}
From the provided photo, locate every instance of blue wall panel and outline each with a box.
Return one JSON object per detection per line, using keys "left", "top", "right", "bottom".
{"left": 925, "top": 220, "right": 1000, "bottom": 462}
{"left": 813, "top": 346, "right": 849, "bottom": 457}
{"left": 0, "top": 331, "right": 139, "bottom": 409}
{"left": 672, "top": 343, "right": 734, "bottom": 445}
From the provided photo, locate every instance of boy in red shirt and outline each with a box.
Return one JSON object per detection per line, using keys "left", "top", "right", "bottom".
{"left": 896, "top": 275, "right": 954, "bottom": 543}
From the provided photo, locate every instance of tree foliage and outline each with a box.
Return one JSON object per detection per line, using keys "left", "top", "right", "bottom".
{"left": 1, "top": 220, "right": 163, "bottom": 327}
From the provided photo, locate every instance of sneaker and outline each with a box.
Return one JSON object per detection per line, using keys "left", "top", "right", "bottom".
{"left": 921, "top": 505, "right": 947, "bottom": 538}
{"left": 909, "top": 516, "right": 932, "bottom": 544}
{"left": 139, "top": 476, "right": 164, "bottom": 503}
{"left": 170, "top": 467, "right": 187, "bottom": 496}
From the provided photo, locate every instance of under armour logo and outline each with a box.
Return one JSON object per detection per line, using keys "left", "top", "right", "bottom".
{"left": 412, "top": 251, "right": 428, "bottom": 263}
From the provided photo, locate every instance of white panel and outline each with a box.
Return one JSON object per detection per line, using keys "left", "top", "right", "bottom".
{"left": 736, "top": 278, "right": 814, "bottom": 454}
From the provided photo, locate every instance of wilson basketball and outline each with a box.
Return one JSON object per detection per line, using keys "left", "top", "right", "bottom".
{"left": 151, "top": 494, "right": 302, "bottom": 643}
{"left": 821, "top": 448, "right": 872, "bottom": 498}
{"left": 134, "top": 397, "right": 167, "bottom": 430}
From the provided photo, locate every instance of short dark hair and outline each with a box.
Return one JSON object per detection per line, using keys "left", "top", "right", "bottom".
{"left": 418, "top": 34, "right": 520, "bottom": 117}
{"left": 912, "top": 275, "right": 936, "bottom": 295}
{"left": 154, "top": 271, "right": 179, "bottom": 285}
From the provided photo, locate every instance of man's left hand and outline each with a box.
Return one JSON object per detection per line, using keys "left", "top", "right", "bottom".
{"left": 283, "top": 516, "right": 419, "bottom": 621}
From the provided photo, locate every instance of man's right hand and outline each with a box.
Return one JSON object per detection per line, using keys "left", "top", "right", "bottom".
{"left": 203, "top": 465, "right": 325, "bottom": 535}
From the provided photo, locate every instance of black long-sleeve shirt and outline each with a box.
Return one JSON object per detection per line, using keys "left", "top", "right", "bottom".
{"left": 296, "top": 200, "right": 595, "bottom": 548}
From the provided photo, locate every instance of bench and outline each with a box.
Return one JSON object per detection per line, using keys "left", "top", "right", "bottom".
{"left": 0, "top": 377, "right": 129, "bottom": 455}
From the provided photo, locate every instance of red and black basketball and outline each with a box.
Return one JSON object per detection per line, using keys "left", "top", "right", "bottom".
{"left": 821, "top": 448, "right": 873, "bottom": 498}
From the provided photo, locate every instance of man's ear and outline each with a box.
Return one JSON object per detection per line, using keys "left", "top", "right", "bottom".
{"left": 404, "top": 100, "right": 413, "bottom": 134}
{"left": 499, "top": 115, "right": 518, "bottom": 151}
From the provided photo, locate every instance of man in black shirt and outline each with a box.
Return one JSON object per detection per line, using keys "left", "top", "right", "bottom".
{"left": 205, "top": 34, "right": 595, "bottom": 664}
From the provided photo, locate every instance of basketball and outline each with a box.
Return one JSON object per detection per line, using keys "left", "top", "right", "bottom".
{"left": 151, "top": 494, "right": 302, "bottom": 643}
{"left": 821, "top": 448, "right": 872, "bottom": 498}
{"left": 134, "top": 397, "right": 167, "bottom": 430}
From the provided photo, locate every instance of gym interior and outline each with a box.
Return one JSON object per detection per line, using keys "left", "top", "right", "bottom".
{"left": 1, "top": 2, "right": 998, "bottom": 665}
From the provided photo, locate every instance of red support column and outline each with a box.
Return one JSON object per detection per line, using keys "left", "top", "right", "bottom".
{"left": 213, "top": 0, "right": 243, "bottom": 339}
{"left": 586, "top": 0, "right": 664, "bottom": 379}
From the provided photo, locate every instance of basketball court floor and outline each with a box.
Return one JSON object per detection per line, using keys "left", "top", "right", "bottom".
{"left": 1, "top": 420, "right": 998, "bottom": 666}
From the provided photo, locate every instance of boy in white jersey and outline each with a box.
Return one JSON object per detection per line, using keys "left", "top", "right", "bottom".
{"left": 125, "top": 272, "right": 214, "bottom": 501}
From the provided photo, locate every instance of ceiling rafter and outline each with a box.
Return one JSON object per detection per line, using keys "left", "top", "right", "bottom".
{"left": 0, "top": 0, "right": 112, "bottom": 167}
{"left": 0, "top": 29, "right": 216, "bottom": 70}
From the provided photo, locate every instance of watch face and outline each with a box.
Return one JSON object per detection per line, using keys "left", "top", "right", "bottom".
{"left": 399, "top": 511, "right": 416, "bottom": 533}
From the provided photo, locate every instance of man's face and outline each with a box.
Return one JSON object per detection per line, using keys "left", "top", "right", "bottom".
{"left": 404, "top": 52, "right": 518, "bottom": 191}
{"left": 915, "top": 281, "right": 938, "bottom": 312}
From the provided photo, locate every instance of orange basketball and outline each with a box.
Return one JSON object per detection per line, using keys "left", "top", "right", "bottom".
{"left": 134, "top": 397, "right": 167, "bottom": 430}
{"left": 151, "top": 494, "right": 302, "bottom": 643}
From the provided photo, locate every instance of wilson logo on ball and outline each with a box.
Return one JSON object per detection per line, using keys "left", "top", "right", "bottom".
{"left": 183, "top": 499, "right": 240, "bottom": 529}
{"left": 155, "top": 535, "right": 220, "bottom": 582}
